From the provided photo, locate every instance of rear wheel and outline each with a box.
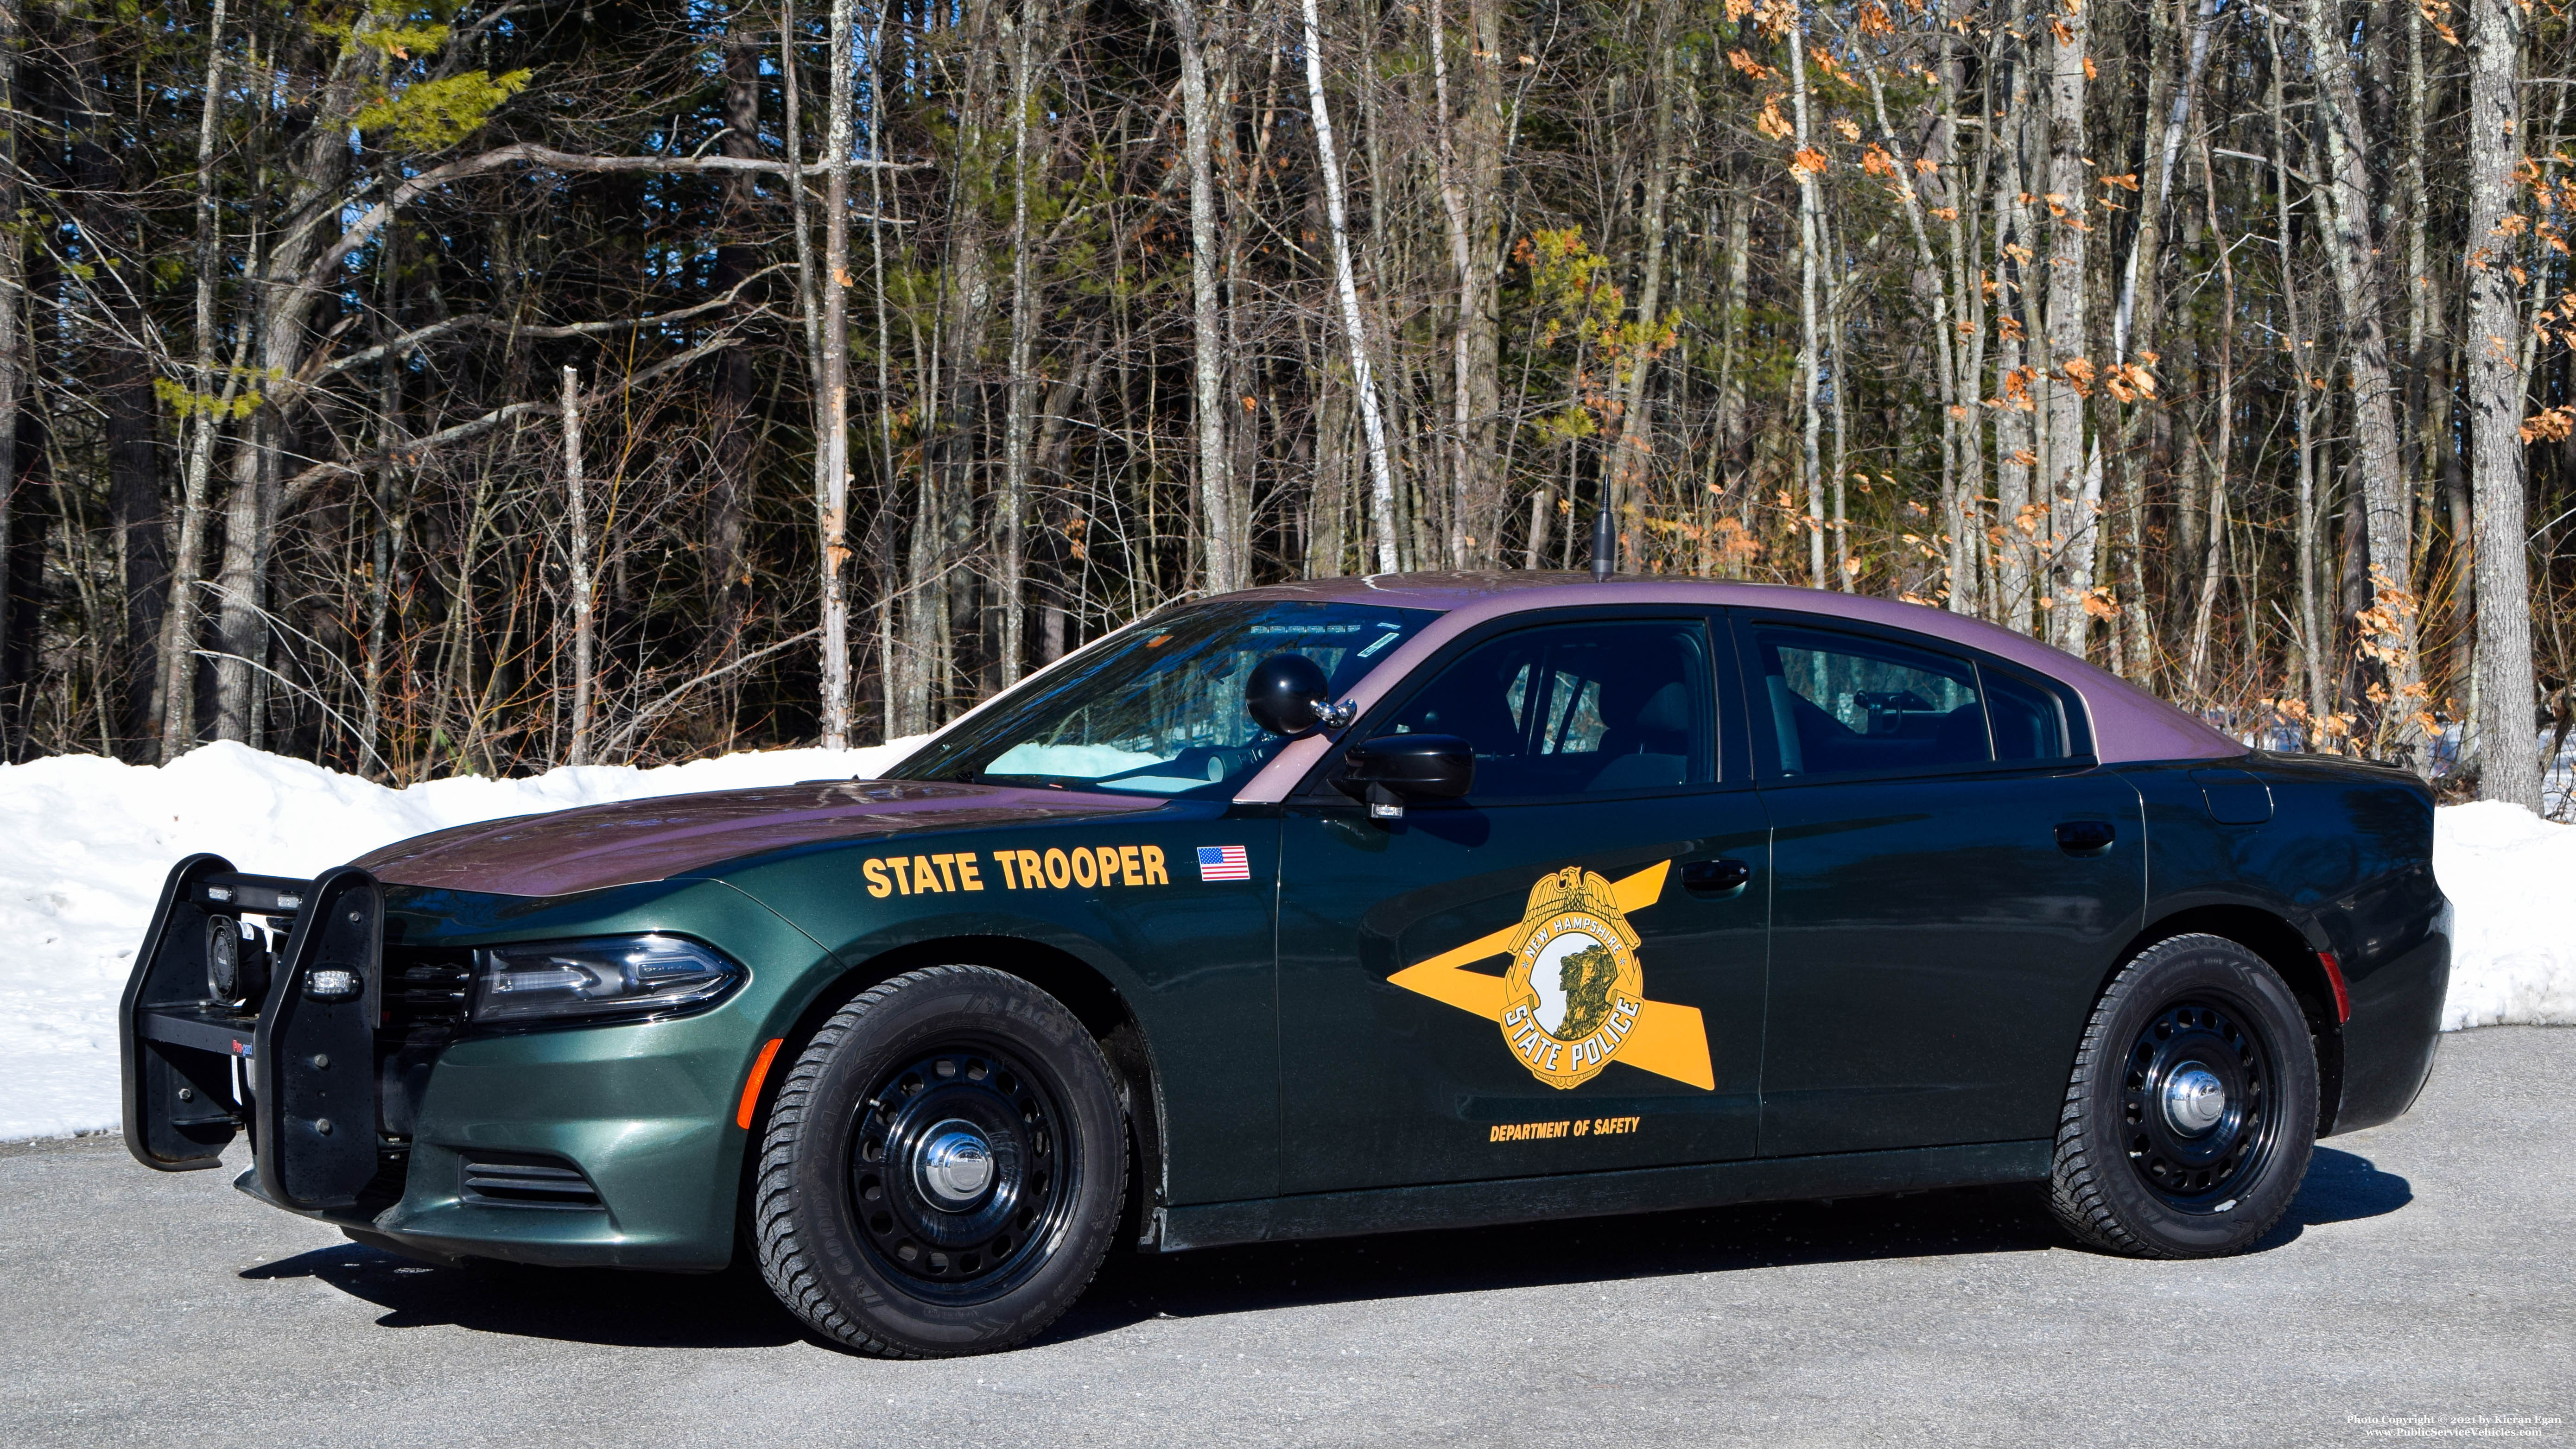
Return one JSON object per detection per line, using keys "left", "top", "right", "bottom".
{"left": 753, "top": 966, "right": 1126, "bottom": 1356}
{"left": 2047, "top": 934, "right": 2318, "bottom": 1258}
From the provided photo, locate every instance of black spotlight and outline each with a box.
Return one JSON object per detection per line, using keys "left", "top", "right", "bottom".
{"left": 206, "top": 916, "right": 271, "bottom": 1008}
{"left": 206, "top": 916, "right": 240, "bottom": 1002}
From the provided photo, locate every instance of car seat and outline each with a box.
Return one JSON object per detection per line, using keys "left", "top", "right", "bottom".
{"left": 1587, "top": 679, "right": 1692, "bottom": 791}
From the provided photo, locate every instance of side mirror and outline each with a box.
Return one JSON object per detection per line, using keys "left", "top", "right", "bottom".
{"left": 1334, "top": 734, "right": 1474, "bottom": 819}
{"left": 1245, "top": 653, "right": 1333, "bottom": 735}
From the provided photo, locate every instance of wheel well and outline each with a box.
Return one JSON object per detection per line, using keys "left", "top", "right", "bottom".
{"left": 2114, "top": 905, "right": 2345, "bottom": 1135}
{"left": 749, "top": 935, "right": 1168, "bottom": 1248}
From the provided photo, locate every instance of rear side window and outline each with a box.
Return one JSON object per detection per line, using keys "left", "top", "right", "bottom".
{"left": 1748, "top": 625, "right": 1975, "bottom": 778}
{"left": 1381, "top": 619, "right": 1715, "bottom": 799}
{"left": 1981, "top": 667, "right": 2071, "bottom": 762}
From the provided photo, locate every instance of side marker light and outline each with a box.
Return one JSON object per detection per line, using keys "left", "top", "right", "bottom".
{"left": 737, "top": 1038, "right": 786, "bottom": 1130}
{"left": 2317, "top": 950, "right": 2352, "bottom": 1025}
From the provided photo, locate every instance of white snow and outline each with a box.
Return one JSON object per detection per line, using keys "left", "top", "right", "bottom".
{"left": 2433, "top": 801, "right": 2576, "bottom": 1031}
{"left": 0, "top": 739, "right": 925, "bottom": 1143}
{"left": 0, "top": 745, "right": 2566, "bottom": 1143}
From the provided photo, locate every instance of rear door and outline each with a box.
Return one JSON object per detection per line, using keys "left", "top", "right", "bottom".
{"left": 1740, "top": 614, "right": 2145, "bottom": 1158}
{"left": 1274, "top": 609, "right": 1771, "bottom": 1195}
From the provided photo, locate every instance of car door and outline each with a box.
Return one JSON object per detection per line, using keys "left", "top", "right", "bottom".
{"left": 1739, "top": 613, "right": 2146, "bottom": 1158}
{"left": 1274, "top": 609, "right": 1771, "bottom": 1195}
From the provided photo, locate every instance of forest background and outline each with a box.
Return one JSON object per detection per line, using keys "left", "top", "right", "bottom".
{"left": 0, "top": 0, "right": 2568, "bottom": 810}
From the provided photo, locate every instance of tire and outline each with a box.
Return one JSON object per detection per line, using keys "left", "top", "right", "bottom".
{"left": 753, "top": 966, "right": 1126, "bottom": 1357}
{"left": 2047, "top": 933, "right": 2318, "bottom": 1259}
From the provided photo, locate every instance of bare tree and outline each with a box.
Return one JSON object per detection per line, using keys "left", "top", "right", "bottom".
{"left": 2465, "top": 0, "right": 2541, "bottom": 809}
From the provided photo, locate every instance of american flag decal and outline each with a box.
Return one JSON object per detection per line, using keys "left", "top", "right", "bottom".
{"left": 1195, "top": 845, "right": 1252, "bottom": 882}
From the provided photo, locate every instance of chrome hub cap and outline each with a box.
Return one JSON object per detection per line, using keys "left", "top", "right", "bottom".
{"left": 2161, "top": 1064, "right": 2228, "bottom": 1136}
{"left": 915, "top": 1121, "right": 996, "bottom": 1209}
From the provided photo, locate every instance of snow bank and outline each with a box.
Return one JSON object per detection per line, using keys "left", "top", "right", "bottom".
{"left": 1, "top": 747, "right": 2567, "bottom": 1142}
{"left": 2433, "top": 801, "right": 2576, "bottom": 1030}
{"left": 0, "top": 738, "right": 924, "bottom": 1143}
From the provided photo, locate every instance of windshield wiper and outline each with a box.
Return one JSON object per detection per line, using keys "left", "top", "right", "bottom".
{"left": 961, "top": 771, "right": 1081, "bottom": 790}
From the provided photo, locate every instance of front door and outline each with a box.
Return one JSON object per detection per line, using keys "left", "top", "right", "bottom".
{"left": 1275, "top": 611, "right": 1771, "bottom": 1195}
{"left": 1740, "top": 614, "right": 2146, "bottom": 1158}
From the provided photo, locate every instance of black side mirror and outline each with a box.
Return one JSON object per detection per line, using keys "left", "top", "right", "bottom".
{"left": 1245, "top": 653, "right": 1334, "bottom": 735}
{"left": 1335, "top": 734, "right": 1473, "bottom": 819}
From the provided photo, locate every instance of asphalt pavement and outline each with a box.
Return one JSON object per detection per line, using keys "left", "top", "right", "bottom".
{"left": 4, "top": 1026, "right": 2569, "bottom": 1448}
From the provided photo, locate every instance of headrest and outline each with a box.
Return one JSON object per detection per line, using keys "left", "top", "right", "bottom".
{"left": 1635, "top": 681, "right": 1693, "bottom": 734}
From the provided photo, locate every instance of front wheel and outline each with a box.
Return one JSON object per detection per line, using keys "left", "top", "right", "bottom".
{"left": 2047, "top": 934, "right": 2319, "bottom": 1258}
{"left": 753, "top": 966, "right": 1126, "bottom": 1356}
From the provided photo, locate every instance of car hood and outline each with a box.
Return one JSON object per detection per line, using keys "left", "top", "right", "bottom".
{"left": 353, "top": 779, "right": 1168, "bottom": 897}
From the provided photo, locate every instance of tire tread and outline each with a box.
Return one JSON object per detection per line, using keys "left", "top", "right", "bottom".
{"left": 2045, "top": 933, "right": 2306, "bottom": 1259}
{"left": 750, "top": 964, "right": 1123, "bottom": 1357}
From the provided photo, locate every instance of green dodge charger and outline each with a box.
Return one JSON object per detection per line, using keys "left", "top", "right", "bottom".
{"left": 119, "top": 574, "right": 2449, "bottom": 1357}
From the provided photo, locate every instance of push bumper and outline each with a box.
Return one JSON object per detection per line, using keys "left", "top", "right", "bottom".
{"left": 121, "top": 859, "right": 830, "bottom": 1273}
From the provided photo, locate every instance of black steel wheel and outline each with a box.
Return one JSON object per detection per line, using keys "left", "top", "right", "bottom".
{"left": 2049, "top": 934, "right": 2318, "bottom": 1258}
{"left": 754, "top": 966, "right": 1126, "bottom": 1357}
{"left": 2118, "top": 998, "right": 2282, "bottom": 1211}
{"left": 846, "top": 1041, "right": 1074, "bottom": 1300}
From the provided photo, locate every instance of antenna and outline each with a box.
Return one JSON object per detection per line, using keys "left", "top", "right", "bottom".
{"left": 1589, "top": 475, "right": 1616, "bottom": 582}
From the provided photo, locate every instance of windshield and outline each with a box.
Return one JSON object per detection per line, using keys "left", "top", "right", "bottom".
{"left": 888, "top": 601, "right": 1438, "bottom": 797}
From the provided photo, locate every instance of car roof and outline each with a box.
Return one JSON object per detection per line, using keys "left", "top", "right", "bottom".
{"left": 1215, "top": 573, "right": 2241, "bottom": 797}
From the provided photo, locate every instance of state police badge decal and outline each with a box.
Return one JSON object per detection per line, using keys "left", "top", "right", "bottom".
{"left": 1384, "top": 859, "right": 1714, "bottom": 1093}
{"left": 1499, "top": 866, "right": 1647, "bottom": 1089}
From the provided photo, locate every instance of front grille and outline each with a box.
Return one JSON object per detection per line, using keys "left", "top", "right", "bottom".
{"left": 383, "top": 949, "right": 474, "bottom": 1030}
{"left": 459, "top": 1154, "right": 603, "bottom": 1210}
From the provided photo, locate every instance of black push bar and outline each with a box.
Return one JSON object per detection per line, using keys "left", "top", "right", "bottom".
{"left": 119, "top": 854, "right": 386, "bottom": 1211}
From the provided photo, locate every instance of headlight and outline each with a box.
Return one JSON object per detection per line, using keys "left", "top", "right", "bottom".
{"left": 469, "top": 935, "right": 745, "bottom": 1026}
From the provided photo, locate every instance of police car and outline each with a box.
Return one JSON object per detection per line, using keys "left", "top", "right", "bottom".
{"left": 119, "top": 575, "right": 2448, "bottom": 1357}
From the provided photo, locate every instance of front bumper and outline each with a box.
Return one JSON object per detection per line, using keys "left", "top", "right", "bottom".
{"left": 236, "top": 1010, "right": 750, "bottom": 1270}
{"left": 124, "top": 861, "right": 840, "bottom": 1272}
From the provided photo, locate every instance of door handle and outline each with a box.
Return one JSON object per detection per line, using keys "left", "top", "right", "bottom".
{"left": 1682, "top": 858, "right": 1754, "bottom": 897}
{"left": 2055, "top": 820, "right": 2117, "bottom": 856}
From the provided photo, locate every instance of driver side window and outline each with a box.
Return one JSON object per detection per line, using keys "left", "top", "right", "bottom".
{"left": 1382, "top": 619, "right": 1715, "bottom": 800}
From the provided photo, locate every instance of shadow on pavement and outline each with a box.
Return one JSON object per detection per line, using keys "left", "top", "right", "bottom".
{"left": 2254, "top": 1146, "right": 2414, "bottom": 1249}
{"left": 242, "top": 1248, "right": 806, "bottom": 1348}
{"left": 236, "top": 1147, "right": 2409, "bottom": 1353}
{"left": 1047, "top": 1180, "right": 2067, "bottom": 1346}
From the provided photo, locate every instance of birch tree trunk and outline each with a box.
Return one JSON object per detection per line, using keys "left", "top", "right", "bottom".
{"left": 2464, "top": 0, "right": 2540, "bottom": 809}
{"left": 1992, "top": 42, "right": 2037, "bottom": 633}
{"left": 214, "top": 37, "right": 370, "bottom": 743}
{"left": 2185, "top": 138, "right": 2235, "bottom": 696}
{"left": 1303, "top": 0, "right": 1400, "bottom": 575}
{"left": 0, "top": 0, "right": 14, "bottom": 749}
{"left": 2303, "top": 0, "right": 2423, "bottom": 765}
{"left": 1424, "top": 0, "right": 1503, "bottom": 565}
{"left": 1172, "top": 0, "right": 1242, "bottom": 591}
{"left": 563, "top": 367, "right": 596, "bottom": 765}
{"left": 1790, "top": 22, "right": 1827, "bottom": 589}
{"left": 2041, "top": 0, "right": 2091, "bottom": 652}
{"left": 2109, "top": 0, "right": 2216, "bottom": 676}
{"left": 815, "top": 0, "right": 857, "bottom": 747}
{"left": 1000, "top": 0, "right": 1043, "bottom": 681}
{"left": 1608, "top": 13, "right": 1679, "bottom": 575}
{"left": 156, "top": 0, "right": 231, "bottom": 760}
{"left": 2268, "top": 13, "right": 2328, "bottom": 725}
{"left": 707, "top": 13, "right": 766, "bottom": 737}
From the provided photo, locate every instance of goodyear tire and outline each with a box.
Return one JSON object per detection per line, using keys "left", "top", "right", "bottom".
{"left": 2047, "top": 933, "right": 2318, "bottom": 1259}
{"left": 753, "top": 966, "right": 1125, "bottom": 1357}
